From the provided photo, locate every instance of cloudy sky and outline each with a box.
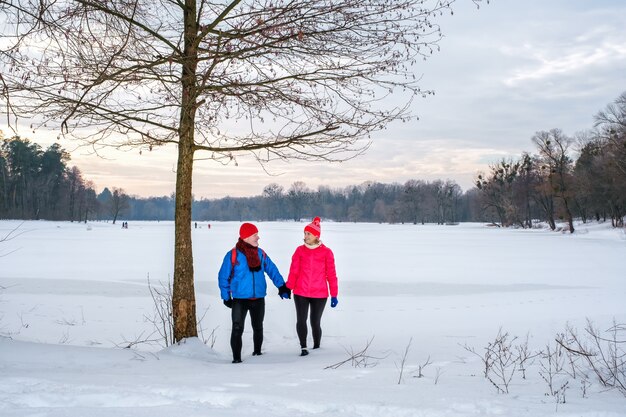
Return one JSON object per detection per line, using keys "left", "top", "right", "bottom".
{"left": 8, "top": 0, "right": 626, "bottom": 198}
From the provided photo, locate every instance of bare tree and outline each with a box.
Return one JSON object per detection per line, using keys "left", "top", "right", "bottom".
{"left": 261, "top": 183, "right": 284, "bottom": 221}
{"left": 593, "top": 92, "right": 626, "bottom": 227}
{"left": 402, "top": 179, "right": 427, "bottom": 224}
{"left": 109, "top": 187, "right": 130, "bottom": 224}
{"left": 594, "top": 92, "right": 626, "bottom": 173}
{"left": 439, "top": 179, "right": 462, "bottom": 224}
{"left": 0, "top": 0, "right": 487, "bottom": 341}
{"left": 532, "top": 129, "right": 576, "bottom": 233}
{"left": 476, "top": 159, "right": 520, "bottom": 227}
{"left": 287, "top": 180, "right": 310, "bottom": 221}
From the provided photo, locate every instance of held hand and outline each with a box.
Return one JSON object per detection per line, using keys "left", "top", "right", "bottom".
{"left": 223, "top": 298, "right": 233, "bottom": 308}
{"left": 278, "top": 284, "right": 291, "bottom": 300}
{"left": 330, "top": 297, "right": 338, "bottom": 308}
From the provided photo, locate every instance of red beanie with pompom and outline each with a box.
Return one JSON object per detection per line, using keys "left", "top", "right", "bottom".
{"left": 239, "top": 222, "right": 258, "bottom": 239}
{"left": 304, "top": 217, "right": 321, "bottom": 237}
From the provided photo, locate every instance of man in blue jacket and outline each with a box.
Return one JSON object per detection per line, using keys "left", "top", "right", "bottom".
{"left": 218, "top": 222, "right": 291, "bottom": 363}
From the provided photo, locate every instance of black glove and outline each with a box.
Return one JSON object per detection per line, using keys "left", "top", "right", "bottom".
{"left": 278, "top": 284, "right": 291, "bottom": 299}
{"left": 223, "top": 298, "right": 233, "bottom": 308}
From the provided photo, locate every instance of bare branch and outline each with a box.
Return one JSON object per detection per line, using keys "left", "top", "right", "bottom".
{"left": 396, "top": 337, "right": 412, "bottom": 384}
{"left": 325, "top": 336, "right": 387, "bottom": 369}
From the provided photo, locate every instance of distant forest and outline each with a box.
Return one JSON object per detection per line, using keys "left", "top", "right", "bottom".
{"left": 1, "top": 93, "right": 624, "bottom": 230}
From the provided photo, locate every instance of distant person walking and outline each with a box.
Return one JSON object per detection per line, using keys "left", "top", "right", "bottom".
{"left": 218, "top": 222, "right": 291, "bottom": 363}
{"left": 286, "top": 217, "right": 339, "bottom": 357}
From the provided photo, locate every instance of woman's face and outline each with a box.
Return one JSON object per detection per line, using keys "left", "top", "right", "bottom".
{"left": 303, "top": 231, "right": 319, "bottom": 245}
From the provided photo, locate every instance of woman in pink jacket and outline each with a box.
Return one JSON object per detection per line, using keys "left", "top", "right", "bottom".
{"left": 286, "top": 217, "right": 339, "bottom": 356}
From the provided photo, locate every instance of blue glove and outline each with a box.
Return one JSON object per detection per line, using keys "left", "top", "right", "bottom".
{"left": 330, "top": 297, "right": 338, "bottom": 308}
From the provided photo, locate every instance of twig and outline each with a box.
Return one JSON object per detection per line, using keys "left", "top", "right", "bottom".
{"left": 415, "top": 355, "right": 433, "bottom": 378}
{"left": 396, "top": 337, "right": 412, "bottom": 384}
{"left": 325, "top": 337, "right": 387, "bottom": 369}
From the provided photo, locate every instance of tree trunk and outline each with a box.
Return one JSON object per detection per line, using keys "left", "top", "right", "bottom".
{"left": 172, "top": 0, "right": 199, "bottom": 342}
{"left": 525, "top": 191, "right": 532, "bottom": 228}
{"left": 172, "top": 138, "right": 197, "bottom": 342}
{"left": 562, "top": 197, "right": 575, "bottom": 233}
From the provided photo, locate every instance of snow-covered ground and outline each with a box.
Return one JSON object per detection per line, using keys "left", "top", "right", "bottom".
{"left": 1, "top": 220, "right": 625, "bottom": 417}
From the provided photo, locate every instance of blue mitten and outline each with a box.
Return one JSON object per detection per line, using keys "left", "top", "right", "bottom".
{"left": 330, "top": 297, "right": 338, "bottom": 308}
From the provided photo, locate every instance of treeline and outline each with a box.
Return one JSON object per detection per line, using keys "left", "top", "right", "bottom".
{"left": 190, "top": 179, "right": 471, "bottom": 224}
{"left": 0, "top": 132, "right": 476, "bottom": 224}
{"left": 0, "top": 134, "right": 131, "bottom": 222}
{"left": 2, "top": 92, "right": 625, "bottom": 229}
{"left": 120, "top": 180, "right": 473, "bottom": 224}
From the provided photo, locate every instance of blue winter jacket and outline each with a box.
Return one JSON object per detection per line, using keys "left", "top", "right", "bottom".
{"left": 218, "top": 248, "right": 285, "bottom": 300}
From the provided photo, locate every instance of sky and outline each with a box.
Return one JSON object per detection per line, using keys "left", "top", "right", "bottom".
{"left": 1, "top": 220, "right": 625, "bottom": 416}
{"left": 3, "top": 0, "right": 626, "bottom": 199}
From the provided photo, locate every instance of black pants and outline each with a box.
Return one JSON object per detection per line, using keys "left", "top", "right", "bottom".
{"left": 294, "top": 294, "right": 327, "bottom": 349}
{"left": 230, "top": 298, "right": 265, "bottom": 361}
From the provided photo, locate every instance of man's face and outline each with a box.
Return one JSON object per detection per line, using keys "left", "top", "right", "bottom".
{"left": 243, "top": 233, "right": 260, "bottom": 247}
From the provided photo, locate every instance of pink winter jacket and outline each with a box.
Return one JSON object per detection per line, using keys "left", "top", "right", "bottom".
{"left": 286, "top": 244, "right": 338, "bottom": 298}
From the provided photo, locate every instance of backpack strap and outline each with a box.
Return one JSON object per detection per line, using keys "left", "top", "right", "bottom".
{"left": 229, "top": 248, "right": 238, "bottom": 282}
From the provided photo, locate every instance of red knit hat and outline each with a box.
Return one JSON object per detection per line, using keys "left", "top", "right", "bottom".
{"left": 239, "top": 222, "right": 259, "bottom": 239}
{"left": 304, "top": 217, "right": 321, "bottom": 237}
